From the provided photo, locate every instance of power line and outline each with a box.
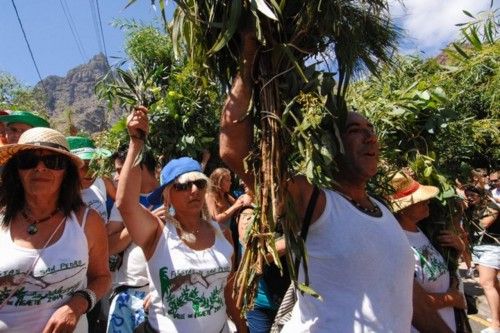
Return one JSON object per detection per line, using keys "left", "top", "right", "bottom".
{"left": 59, "top": 0, "right": 87, "bottom": 61}
{"left": 88, "top": 0, "right": 104, "bottom": 56}
{"left": 10, "top": 0, "right": 46, "bottom": 91}
{"left": 94, "top": 0, "right": 108, "bottom": 58}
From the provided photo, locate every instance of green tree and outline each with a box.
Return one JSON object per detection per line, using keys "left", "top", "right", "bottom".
{"left": 96, "top": 24, "right": 222, "bottom": 164}
{"left": 349, "top": 15, "right": 499, "bottom": 181}
{"left": 0, "top": 72, "right": 48, "bottom": 118}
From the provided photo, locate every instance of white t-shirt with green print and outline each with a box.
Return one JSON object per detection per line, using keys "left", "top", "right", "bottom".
{"left": 405, "top": 228, "right": 456, "bottom": 333}
{"left": 146, "top": 220, "right": 233, "bottom": 333}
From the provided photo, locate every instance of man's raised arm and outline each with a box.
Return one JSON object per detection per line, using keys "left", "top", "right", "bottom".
{"left": 219, "top": 32, "right": 258, "bottom": 187}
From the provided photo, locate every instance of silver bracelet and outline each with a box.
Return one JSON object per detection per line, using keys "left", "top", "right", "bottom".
{"left": 73, "top": 288, "right": 97, "bottom": 313}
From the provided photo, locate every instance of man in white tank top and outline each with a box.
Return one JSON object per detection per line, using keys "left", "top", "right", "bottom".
{"left": 219, "top": 32, "right": 453, "bottom": 332}
{"left": 68, "top": 136, "right": 119, "bottom": 332}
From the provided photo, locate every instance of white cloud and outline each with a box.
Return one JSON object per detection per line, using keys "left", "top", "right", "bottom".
{"left": 389, "top": 0, "right": 494, "bottom": 56}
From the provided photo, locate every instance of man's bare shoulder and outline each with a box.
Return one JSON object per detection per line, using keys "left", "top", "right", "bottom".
{"left": 288, "top": 176, "right": 326, "bottom": 224}
{"left": 288, "top": 175, "right": 313, "bottom": 200}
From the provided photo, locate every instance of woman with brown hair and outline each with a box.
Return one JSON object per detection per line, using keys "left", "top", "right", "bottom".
{"left": 0, "top": 127, "right": 111, "bottom": 332}
{"left": 206, "top": 168, "right": 251, "bottom": 231}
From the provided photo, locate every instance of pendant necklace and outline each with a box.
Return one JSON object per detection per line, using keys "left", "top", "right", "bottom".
{"left": 22, "top": 208, "right": 60, "bottom": 235}
{"left": 165, "top": 214, "right": 203, "bottom": 244}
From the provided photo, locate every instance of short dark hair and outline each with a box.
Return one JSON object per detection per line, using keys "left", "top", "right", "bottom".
{"left": 111, "top": 144, "right": 157, "bottom": 174}
{"left": 0, "top": 152, "right": 83, "bottom": 226}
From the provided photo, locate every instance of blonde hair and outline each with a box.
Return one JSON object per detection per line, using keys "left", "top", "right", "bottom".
{"left": 177, "top": 171, "right": 210, "bottom": 187}
{"left": 208, "top": 168, "right": 231, "bottom": 194}
{"left": 161, "top": 171, "right": 218, "bottom": 243}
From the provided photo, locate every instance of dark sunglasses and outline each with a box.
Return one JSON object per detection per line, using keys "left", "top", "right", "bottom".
{"left": 173, "top": 179, "right": 208, "bottom": 191}
{"left": 16, "top": 151, "right": 69, "bottom": 170}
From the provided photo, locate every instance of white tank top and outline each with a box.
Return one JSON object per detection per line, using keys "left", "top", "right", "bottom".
{"left": 113, "top": 243, "right": 149, "bottom": 288}
{"left": 282, "top": 189, "right": 414, "bottom": 333}
{"left": 0, "top": 212, "right": 89, "bottom": 333}
{"left": 81, "top": 177, "right": 108, "bottom": 223}
{"left": 147, "top": 220, "right": 233, "bottom": 333}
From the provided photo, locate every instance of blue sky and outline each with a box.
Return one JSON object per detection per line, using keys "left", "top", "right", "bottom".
{"left": 0, "top": 0, "right": 495, "bottom": 87}
{"left": 0, "top": 0, "right": 171, "bottom": 86}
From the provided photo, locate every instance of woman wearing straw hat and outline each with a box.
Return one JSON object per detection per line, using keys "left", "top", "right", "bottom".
{"left": 388, "top": 172, "right": 467, "bottom": 332}
{"left": 115, "top": 106, "right": 246, "bottom": 333}
{"left": 0, "top": 127, "right": 111, "bottom": 332}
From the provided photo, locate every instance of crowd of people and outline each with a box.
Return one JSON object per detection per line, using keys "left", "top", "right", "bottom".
{"left": 0, "top": 39, "right": 498, "bottom": 333}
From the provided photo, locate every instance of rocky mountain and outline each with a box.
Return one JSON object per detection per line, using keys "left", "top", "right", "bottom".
{"left": 36, "top": 53, "right": 123, "bottom": 134}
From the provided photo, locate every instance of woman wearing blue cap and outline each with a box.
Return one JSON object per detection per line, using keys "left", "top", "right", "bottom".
{"left": 115, "top": 106, "right": 247, "bottom": 333}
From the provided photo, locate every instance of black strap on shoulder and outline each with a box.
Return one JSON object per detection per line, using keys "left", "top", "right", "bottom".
{"left": 294, "top": 186, "right": 320, "bottom": 274}
{"left": 301, "top": 186, "right": 320, "bottom": 242}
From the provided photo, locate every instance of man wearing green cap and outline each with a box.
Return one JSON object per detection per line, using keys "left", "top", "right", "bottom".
{"left": 0, "top": 110, "right": 50, "bottom": 144}
{"left": 68, "top": 135, "right": 120, "bottom": 332}
{"left": 67, "top": 136, "right": 116, "bottom": 223}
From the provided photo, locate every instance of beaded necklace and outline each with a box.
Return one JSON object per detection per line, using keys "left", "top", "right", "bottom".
{"left": 336, "top": 191, "right": 382, "bottom": 217}
{"left": 22, "top": 208, "right": 60, "bottom": 235}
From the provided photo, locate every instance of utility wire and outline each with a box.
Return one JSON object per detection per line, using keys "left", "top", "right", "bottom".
{"left": 88, "top": 0, "right": 104, "bottom": 56}
{"left": 11, "top": 0, "right": 46, "bottom": 91}
{"left": 59, "top": 0, "right": 87, "bottom": 61}
{"left": 94, "top": 0, "right": 108, "bottom": 58}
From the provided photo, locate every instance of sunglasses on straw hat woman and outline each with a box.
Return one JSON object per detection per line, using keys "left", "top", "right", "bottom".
{"left": 0, "top": 127, "right": 111, "bottom": 333}
{"left": 115, "top": 106, "right": 246, "bottom": 333}
{"left": 388, "top": 172, "right": 467, "bottom": 332}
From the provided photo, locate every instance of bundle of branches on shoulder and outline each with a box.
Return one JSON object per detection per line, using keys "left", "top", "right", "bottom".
{"left": 137, "top": 0, "right": 399, "bottom": 312}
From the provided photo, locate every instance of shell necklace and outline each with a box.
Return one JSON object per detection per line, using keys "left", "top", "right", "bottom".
{"left": 22, "top": 208, "right": 60, "bottom": 235}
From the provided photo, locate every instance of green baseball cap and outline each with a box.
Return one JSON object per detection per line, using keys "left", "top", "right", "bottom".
{"left": 0, "top": 110, "right": 50, "bottom": 128}
{"left": 67, "top": 136, "right": 111, "bottom": 161}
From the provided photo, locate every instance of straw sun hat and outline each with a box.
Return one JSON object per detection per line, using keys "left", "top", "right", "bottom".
{"left": 388, "top": 172, "right": 439, "bottom": 212}
{"left": 0, "top": 127, "right": 84, "bottom": 168}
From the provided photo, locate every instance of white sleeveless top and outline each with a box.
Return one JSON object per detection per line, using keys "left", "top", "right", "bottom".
{"left": 81, "top": 177, "right": 108, "bottom": 223}
{"left": 111, "top": 194, "right": 152, "bottom": 288}
{"left": 282, "top": 189, "right": 414, "bottom": 333}
{"left": 113, "top": 243, "right": 149, "bottom": 288}
{"left": 147, "top": 220, "right": 233, "bottom": 333}
{"left": 0, "top": 212, "right": 89, "bottom": 333}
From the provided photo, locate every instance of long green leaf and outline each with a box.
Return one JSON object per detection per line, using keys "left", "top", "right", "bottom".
{"left": 158, "top": 0, "right": 167, "bottom": 30}
{"left": 124, "top": 0, "right": 138, "bottom": 9}
{"left": 452, "top": 43, "right": 470, "bottom": 60}
{"left": 281, "top": 44, "right": 309, "bottom": 83}
{"left": 208, "top": 0, "right": 242, "bottom": 54}
{"left": 251, "top": 0, "right": 278, "bottom": 21}
{"left": 462, "top": 10, "right": 475, "bottom": 19}
{"left": 467, "top": 27, "right": 483, "bottom": 50}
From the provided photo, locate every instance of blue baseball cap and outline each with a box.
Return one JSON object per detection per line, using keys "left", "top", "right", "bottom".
{"left": 147, "top": 157, "right": 204, "bottom": 206}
